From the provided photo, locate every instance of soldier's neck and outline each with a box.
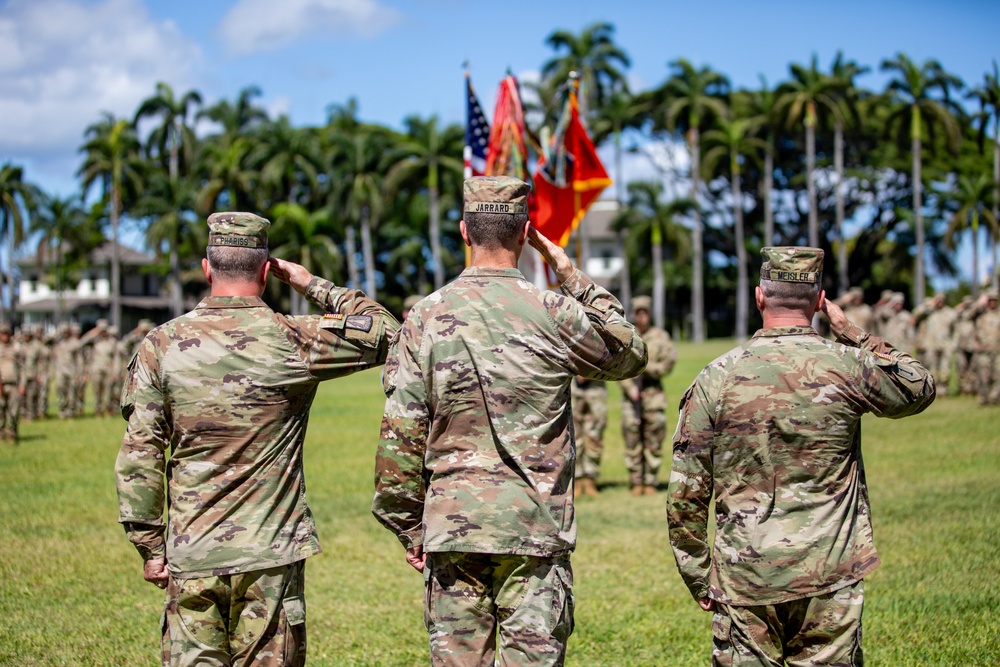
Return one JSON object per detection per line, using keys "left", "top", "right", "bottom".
{"left": 210, "top": 281, "right": 265, "bottom": 298}
{"left": 469, "top": 246, "right": 519, "bottom": 270}
{"left": 762, "top": 312, "right": 814, "bottom": 328}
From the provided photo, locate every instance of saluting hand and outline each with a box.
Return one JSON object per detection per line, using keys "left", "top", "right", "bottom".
{"left": 821, "top": 298, "right": 850, "bottom": 338}
{"left": 268, "top": 257, "right": 314, "bottom": 295}
{"left": 527, "top": 226, "right": 575, "bottom": 284}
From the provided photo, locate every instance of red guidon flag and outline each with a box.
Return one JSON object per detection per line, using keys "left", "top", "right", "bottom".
{"left": 529, "top": 86, "right": 611, "bottom": 247}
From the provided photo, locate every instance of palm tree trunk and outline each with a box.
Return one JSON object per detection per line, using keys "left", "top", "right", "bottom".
{"left": 345, "top": 225, "right": 360, "bottom": 290}
{"left": 971, "top": 209, "right": 980, "bottom": 299}
{"left": 763, "top": 147, "right": 774, "bottom": 246}
{"left": 429, "top": 184, "right": 444, "bottom": 290}
{"left": 835, "top": 120, "right": 848, "bottom": 295}
{"left": 652, "top": 223, "right": 665, "bottom": 331}
{"left": 993, "top": 135, "right": 999, "bottom": 290}
{"left": 6, "top": 225, "right": 15, "bottom": 325}
{"left": 912, "top": 131, "right": 925, "bottom": 304}
{"left": 111, "top": 186, "right": 122, "bottom": 328}
{"left": 169, "top": 241, "right": 183, "bottom": 318}
{"left": 360, "top": 207, "right": 376, "bottom": 298}
{"left": 689, "top": 128, "right": 705, "bottom": 342}
{"left": 615, "top": 129, "right": 631, "bottom": 312}
{"left": 806, "top": 120, "right": 818, "bottom": 247}
{"left": 56, "top": 241, "right": 65, "bottom": 323}
{"left": 732, "top": 161, "right": 748, "bottom": 340}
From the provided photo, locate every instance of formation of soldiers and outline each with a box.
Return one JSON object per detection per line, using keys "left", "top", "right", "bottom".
{"left": 0, "top": 318, "right": 154, "bottom": 441}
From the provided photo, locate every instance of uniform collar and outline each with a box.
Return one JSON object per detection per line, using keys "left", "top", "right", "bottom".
{"left": 196, "top": 295, "right": 269, "bottom": 310}
{"left": 460, "top": 266, "right": 525, "bottom": 280}
{"left": 753, "top": 325, "right": 818, "bottom": 338}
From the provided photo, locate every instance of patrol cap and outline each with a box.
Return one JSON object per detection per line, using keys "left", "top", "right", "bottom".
{"left": 890, "top": 292, "right": 905, "bottom": 305}
{"left": 986, "top": 288, "right": 999, "bottom": 301}
{"left": 0, "top": 324, "right": 11, "bottom": 335}
{"left": 632, "top": 296, "right": 652, "bottom": 313}
{"left": 95, "top": 318, "right": 109, "bottom": 330}
{"left": 464, "top": 176, "right": 530, "bottom": 216}
{"left": 138, "top": 318, "right": 155, "bottom": 331}
{"left": 760, "top": 247, "right": 823, "bottom": 283}
{"left": 403, "top": 295, "right": 424, "bottom": 310}
{"left": 207, "top": 212, "right": 270, "bottom": 249}
{"left": 849, "top": 286, "right": 864, "bottom": 299}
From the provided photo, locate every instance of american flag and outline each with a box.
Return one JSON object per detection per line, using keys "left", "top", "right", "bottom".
{"left": 464, "top": 75, "right": 489, "bottom": 178}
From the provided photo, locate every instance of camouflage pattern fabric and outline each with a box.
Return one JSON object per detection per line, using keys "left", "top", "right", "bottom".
{"left": 52, "top": 333, "right": 82, "bottom": 418}
{"left": 571, "top": 379, "right": 607, "bottom": 481}
{"left": 668, "top": 323, "right": 935, "bottom": 606}
{"left": 21, "top": 335, "right": 43, "bottom": 420}
{"left": 877, "top": 308, "right": 913, "bottom": 353}
{"left": 976, "top": 305, "right": 1000, "bottom": 405}
{"left": 0, "top": 340, "right": 24, "bottom": 440}
{"left": 954, "top": 304, "right": 980, "bottom": 395}
{"left": 116, "top": 277, "right": 398, "bottom": 577}
{"left": 914, "top": 302, "right": 956, "bottom": 395}
{"left": 161, "top": 560, "right": 305, "bottom": 667}
{"left": 424, "top": 552, "right": 573, "bottom": 667}
{"left": 33, "top": 335, "right": 52, "bottom": 419}
{"left": 842, "top": 302, "right": 873, "bottom": 333}
{"left": 620, "top": 326, "right": 677, "bottom": 488}
{"left": 373, "top": 267, "right": 647, "bottom": 556}
{"left": 711, "top": 580, "right": 864, "bottom": 667}
{"left": 91, "top": 335, "right": 120, "bottom": 416}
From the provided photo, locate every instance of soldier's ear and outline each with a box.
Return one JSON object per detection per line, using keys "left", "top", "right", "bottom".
{"left": 259, "top": 258, "right": 270, "bottom": 286}
{"left": 518, "top": 220, "right": 530, "bottom": 246}
{"left": 202, "top": 258, "right": 212, "bottom": 285}
{"left": 815, "top": 289, "right": 827, "bottom": 314}
{"left": 459, "top": 220, "right": 472, "bottom": 247}
{"left": 754, "top": 286, "right": 764, "bottom": 313}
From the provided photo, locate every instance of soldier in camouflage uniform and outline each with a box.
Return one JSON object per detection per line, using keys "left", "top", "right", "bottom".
{"left": 973, "top": 290, "right": 1000, "bottom": 405}
{"left": 875, "top": 292, "right": 913, "bottom": 353}
{"left": 913, "top": 294, "right": 957, "bottom": 395}
{"left": 20, "top": 325, "right": 44, "bottom": 421}
{"left": 953, "top": 296, "right": 979, "bottom": 395}
{"left": 90, "top": 321, "right": 120, "bottom": 417}
{"left": 0, "top": 324, "right": 25, "bottom": 441}
{"left": 668, "top": 247, "right": 936, "bottom": 667}
{"left": 115, "top": 212, "right": 399, "bottom": 667}
{"left": 572, "top": 376, "right": 607, "bottom": 497}
{"left": 373, "top": 176, "right": 647, "bottom": 667}
{"left": 52, "top": 323, "right": 80, "bottom": 419}
{"left": 35, "top": 325, "right": 53, "bottom": 419}
{"left": 620, "top": 296, "right": 678, "bottom": 495}
{"left": 840, "top": 287, "right": 873, "bottom": 332}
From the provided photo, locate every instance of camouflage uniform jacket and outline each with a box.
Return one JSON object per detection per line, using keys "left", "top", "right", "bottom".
{"left": 621, "top": 326, "right": 677, "bottom": 395}
{"left": 373, "top": 267, "right": 647, "bottom": 556}
{"left": 91, "top": 337, "right": 119, "bottom": 372}
{"left": 22, "top": 339, "right": 44, "bottom": 381}
{"left": 0, "top": 341, "right": 24, "bottom": 386}
{"left": 116, "top": 278, "right": 399, "bottom": 577}
{"left": 668, "top": 323, "right": 935, "bottom": 606}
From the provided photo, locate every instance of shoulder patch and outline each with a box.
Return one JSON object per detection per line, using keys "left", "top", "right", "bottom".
{"left": 346, "top": 315, "right": 373, "bottom": 333}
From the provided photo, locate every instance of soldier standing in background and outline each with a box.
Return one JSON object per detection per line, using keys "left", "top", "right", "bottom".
{"left": 668, "top": 247, "right": 936, "bottom": 666}
{"left": 52, "top": 324, "right": 78, "bottom": 419}
{"left": 0, "top": 324, "right": 25, "bottom": 441}
{"left": 878, "top": 292, "right": 913, "bottom": 353}
{"left": 71, "top": 323, "right": 87, "bottom": 417}
{"left": 973, "top": 290, "right": 1000, "bottom": 405}
{"left": 116, "top": 212, "right": 398, "bottom": 666}
{"left": 572, "top": 376, "right": 607, "bottom": 497}
{"left": 90, "top": 323, "right": 120, "bottom": 417}
{"left": 841, "top": 287, "right": 873, "bottom": 332}
{"left": 20, "top": 325, "right": 43, "bottom": 421}
{"left": 373, "top": 176, "right": 647, "bottom": 666}
{"left": 913, "top": 294, "right": 957, "bottom": 395}
{"left": 620, "top": 295, "right": 677, "bottom": 496}
{"left": 35, "top": 325, "right": 53, "bottom": 419}
{"left": 954, "top": 296, "right": 980, "bottom": 396}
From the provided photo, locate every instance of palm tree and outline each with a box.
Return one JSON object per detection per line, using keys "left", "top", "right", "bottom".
{"left": 702, "top": 115, "right": 770, "bottom": 339}
{"left": 0, "top": 164, "right": 40, "bottom": 323}
{"left": 134, "top": 82, "right": 202, "bottom": 181}
{"left": 941, "top": 174, "right": 998, "bottom": 297}
{"left": 540, "top": 22, "right": 631, "bottom": 123}
{"left": 649, "top": 58, "right": 729, "bottom": 342}
{"left": 969, "top": 60, "right": 1000, "bottom": 289}
{"left": 78, "top": 113, "right": 144, "bottom": 328}
{"left": 31, "top": 194, "right": 91, "bottom": 322}
{"left": 198, "top": 85, "right": 268, "bottom": 138}
{"left": 197, "top": 135, "right": 256, "bottom": 212}
{"left": 828, "top": 53, "right": 870, "bottom": 294}
{"left": 881, "top": 53, "right": 964, "bottom": 304}
{"left": 615, "top": 181, "right": 693, "bottom": 331}
{"left": 384, "top": 115, "right": 464, "bottom": 290}
{"left": 775, "top": 54, "right": 840, "bottom": 248}
{"left": 249, "top": 115, "right": 322, "bottom": 209}
{"left": 271, "top": 203, "right": 340, "bottom": 314}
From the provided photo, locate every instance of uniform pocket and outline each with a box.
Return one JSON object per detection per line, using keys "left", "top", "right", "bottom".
{"left": 282, "top": 595, "right": 306, "bottom": 626}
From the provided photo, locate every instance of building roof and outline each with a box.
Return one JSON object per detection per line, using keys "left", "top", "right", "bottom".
{"left": 18, "top": 241, "right": 156, "bottom": 269}
{"left": 19, "top": 294, "right": 173, "bottom": 313}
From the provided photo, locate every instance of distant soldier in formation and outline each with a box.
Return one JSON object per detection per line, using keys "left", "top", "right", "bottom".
{"left": 876, "top": 292, "right": 913, "bottom": 353}
{"left": 620, "top": 296, "right": 678, "bottom": 495}
{"left": 90, "top": 321, "right": 121, "bottom": 417}
{"left": 0, "top": 324, "right": 25, "bottom": 441}
{"left": 841, "top": 287, "right": 873, "bottom": 332}
{"left": 954, "top": 296, "right": 980, "bottom": 396}
{"left": 35, "top": 325, "right": 53, "bottom": 419}
{"left": 913, "top": 294, "right": 957, "bottom": 395}
{"left": 973, "top": 290, "right": 1000, "bottom": 405}
{"left": 53, "top": 323, "right": 82, "bottom": 419}
{"left": 572, "top": 375, "right": 607, "bottom": 497}
{"left": 21, "top": 325, "right": 44, "bottom": 421}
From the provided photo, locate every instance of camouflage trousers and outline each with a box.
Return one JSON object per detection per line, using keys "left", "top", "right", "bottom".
{"left": 21, "top": 378, "right": 38, "bottom": 420}
{"left": 955, "top": 349, "right": 978, "bottom": 396}
{"left": 0, "top": 382, "right": 22, "bottom": 439}
{"left": 424, "top": 552, "right": 574, "bottom": 667}
{"left": 572, "top": 383, "right": 607, "bottom": 480}
{"left": 35, "top": 377, "right": 50, "bottom": 419}
{"left": 977, "top": 352, "right": 1000, "bottom": 405}
{"left": 920, "top": 347, "right": 952, "bottom": 396}
{"left": 711, "top": 580, "right": 864, "bottom": 667}
{"left": 55, "top": 373, "right": 75, "bottom": 418}
{"left": 91, "top": 369, "right": 117, "bottom": 416}
{"left": 161, "top": 560, "right": 306, "bottom": 667}
{"left": 621, "top": 387, "right": 667, "bottom": 487}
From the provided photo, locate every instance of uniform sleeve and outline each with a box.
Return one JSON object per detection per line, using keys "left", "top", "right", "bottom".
{"left": 667, "top": 369, "right": 719, "bottom": 601}
{"left": 115, "top": 336, "right": 170, "bottom": 561}
{"left": 371, "top": 315, "right": 428, "bottom": 549}
{"left": 549, "top": 269, "right": 648, "bottom": 381}
{"left": 837, "top": 323, "right": 936, "bottom": 418}
{"left": 279, "top": 277, "right": 401, "bottom": 380}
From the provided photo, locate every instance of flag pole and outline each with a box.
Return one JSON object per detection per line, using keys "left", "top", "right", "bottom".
{"left": 570, "top": 72, "right": 583, "bottom": 270}
{"left": 463, "top": 62, "right": 472, "bottom": 268}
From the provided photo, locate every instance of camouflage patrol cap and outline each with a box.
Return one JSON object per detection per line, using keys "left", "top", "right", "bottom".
{"left": 403, "top": 295, "right": 424, "bottom": 310}
{"left": 464, "top": 176, "right": 530, "bottom": 216}
{"left": 632, "top": 295, "right": 652, "bottom": 313}
{"left": 890, "top": 292, "right": 905, "bottom": 305}
{"left": 986, "top": 288, "right": 999, "bottom": 300}
{"left": 207, "top": 212, "right": 270, "bottom": 249}
{"left": 138, "top": 318, "right": 155, "bottom": 331}
{"left": 0, "top": 324, "right": 11, "bottom": 335}
{"left": 849, "top": 286, "right": 864, "bottom": 298}
{"left": 95, "top": 318, "right": 109, "bottom": 330}
{"left": 760, "top": 246, "right": 823, "bottom": 283}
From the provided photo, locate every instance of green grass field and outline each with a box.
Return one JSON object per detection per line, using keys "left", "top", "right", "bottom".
{"left": 1, "top": 339, "right": 998, "bottom": 666}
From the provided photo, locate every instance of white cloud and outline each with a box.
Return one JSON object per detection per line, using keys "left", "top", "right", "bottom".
{"left": 0, "top": 0, "right": 200, "bottom": 188}
{"left": 219, "top": 0, "right": 402, "bottom": 56}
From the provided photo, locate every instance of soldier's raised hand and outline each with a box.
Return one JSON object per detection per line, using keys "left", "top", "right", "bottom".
{"left": 527, "top": 226, "right": 575, "bottom": 284}
{"left": 268, "top": 257, "right": 314, "bottom": 295}
{"left": 821, "top": 297, "right": 850, "bottom": 337}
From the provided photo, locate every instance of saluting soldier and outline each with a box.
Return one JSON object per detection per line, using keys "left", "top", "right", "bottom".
{"left": 913, "top": 294, "right": 957, "bottom": 395}
{"left": 0, "top": 324, "right": 25, "bottom": 441}
{"left": 841, "top": 287, "right": 873, "bottom": 332}
{"left": 35, "top": 325, "right": 53, "bottom": 419}
{"left": 115, "top": 212, "right": 398, "bottom": 666}
{"left": 954, "top": 296, "right": 980, "bottom": 395}
{"left": 90, "top": 321, "right": 120, "bottom": 417}
{"left": 620, "top": 295, "right": 677, "bottom": 495}
{"left": 668, "top": 247, "right": 935, "bottom": 666}
{"left": 20, "top": 325, "right": 44, "bottom": 421}
{"left": 973, "top": 289, "right": 1000, "bottom": 405}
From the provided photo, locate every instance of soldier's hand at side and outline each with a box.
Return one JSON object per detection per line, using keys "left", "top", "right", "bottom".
{"left": 527, "top": 226, "right": 575, "bottom": 284}
{"left": 268, "top": 258, "right": 314, "bottom": 295}
{"left": 697, "top": 597, "right": 715, "bottom": 612}
{"left": 821, "top": 299, "right": 851, "bottom": 338}
{"left": 143, "top": 557, "right": 169, "bottom": 589}
{"left": 405, "top": 545, "right": 426, "bottom": 573}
